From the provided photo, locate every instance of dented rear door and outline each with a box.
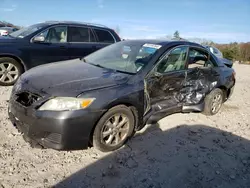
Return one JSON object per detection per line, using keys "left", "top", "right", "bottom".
{"left": 183, "top": 47, "right": 221, "bottom": 105}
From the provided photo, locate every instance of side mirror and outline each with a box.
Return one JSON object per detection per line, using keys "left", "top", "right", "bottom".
{"left": 33, "top": 36, "right": 45, "bottom": 43}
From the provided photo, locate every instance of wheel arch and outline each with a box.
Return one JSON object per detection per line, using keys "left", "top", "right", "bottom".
{"left": 0, "top": 54, "right": 26, "bottom": 72}
{"left": 88, "top": 102, "right": 140, "bottom": 147}
{"left": 217, "top": 85, "right": 229, "bottom": 101}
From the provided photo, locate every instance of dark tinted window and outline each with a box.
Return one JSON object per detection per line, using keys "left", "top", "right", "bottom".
{"left": 68, "top": 27, "right": 95, "bottom": 42}
{"left": 94, "top": 29, "right": 115, "bottom": 43}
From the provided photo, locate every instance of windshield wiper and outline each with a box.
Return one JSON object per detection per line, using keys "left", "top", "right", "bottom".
{"left": 112, "top": 69, "right": 136, "bottom": 75}
{"left": 91, "top": 63, "right": 106, "bottom": 69}
{"left": 82, "top": 59, "right": 135, "bottom": 74}
{"left": 81, "top": 58, "right": 102, "bottom": 67}
{"left": 86, "top": 61, "right": 106, "bottom": 69}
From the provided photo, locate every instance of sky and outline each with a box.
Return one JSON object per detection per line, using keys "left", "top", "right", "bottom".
{"left": 0, "top": 0, "right": 249, "bottom": 43}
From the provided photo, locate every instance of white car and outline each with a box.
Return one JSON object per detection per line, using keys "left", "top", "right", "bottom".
{"left": 204, "top": 45, "right": 223, "bottom": 58}
{"left": 204, "top": 45, "right": 233, "bottom": 68}
{"left": 0, "top": 27, "right": 18, "bottom": 36}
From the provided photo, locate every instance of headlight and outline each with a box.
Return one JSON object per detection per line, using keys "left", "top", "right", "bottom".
{"left": 38, "top": 97, "right": 95, "bottom": 111}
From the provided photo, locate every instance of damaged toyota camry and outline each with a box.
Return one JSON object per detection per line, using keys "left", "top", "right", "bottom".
{"left": 8, "top": 39, "right": 236, "bottom": 152}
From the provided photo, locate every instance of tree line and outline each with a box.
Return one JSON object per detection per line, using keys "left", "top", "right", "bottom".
{"left": 214, "top": 42, "right": 250, "bottom": 62}
{"left": 1, "top": 23, "right": 249, "bottom": 63}
{"left": 173, "top": 30, "right": 250, "bottom": 63}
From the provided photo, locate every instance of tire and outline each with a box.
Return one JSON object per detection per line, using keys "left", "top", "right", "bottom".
{"left": 93, "top": 105, "right": 135, "bottom": 152}
{"left": 0, "top": 57, "right": 23, "bottom": 86}
{"left": 202, "top": 88, "right": 224, "bottom": 116}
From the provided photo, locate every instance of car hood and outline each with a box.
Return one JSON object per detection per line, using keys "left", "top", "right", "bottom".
{"left": 16, "top": 59, "right": 131, "bottom": 97}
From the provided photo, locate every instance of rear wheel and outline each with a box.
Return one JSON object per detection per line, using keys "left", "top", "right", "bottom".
{"left": 93, "top": 105, "right": 135, "bottom": 152}
{"left": 0, "top": 57, "right": 23, "bottom": 86}
{"left": 203, "top": 88, "right": 224, "bottom": 116}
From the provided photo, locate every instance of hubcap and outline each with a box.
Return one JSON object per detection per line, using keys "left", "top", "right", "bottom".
{"left": 211, "top": 93, "right": 222, "bottom": 113}
{"left": 101, "top": 113, "right": 130, "bottom": 147}
{"left": 0, "top": 63, "right": 19, "bottom": 83}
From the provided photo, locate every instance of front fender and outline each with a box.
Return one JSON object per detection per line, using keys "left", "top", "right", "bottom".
{"left": 77, "top": 83, "right": 145, "bottom": 119}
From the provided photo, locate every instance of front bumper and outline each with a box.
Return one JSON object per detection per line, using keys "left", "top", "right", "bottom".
{"left": 8, "top": 99, "right": 104, "bottom": 150}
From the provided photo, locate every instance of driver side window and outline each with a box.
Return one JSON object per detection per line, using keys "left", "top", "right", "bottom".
{"left": 156, "top": 46, "right": 188, "bottom": 73}
{"left": 37, "top": 26, "right": 67, "bottom": 43}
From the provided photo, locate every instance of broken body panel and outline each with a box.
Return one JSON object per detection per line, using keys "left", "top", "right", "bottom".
{"left": 143, "top": 45, "right": 235, "bottom": 125}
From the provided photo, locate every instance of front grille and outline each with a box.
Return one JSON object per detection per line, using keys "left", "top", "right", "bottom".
{"left": 16, "top": 92, "right": 41, "bottom": 107}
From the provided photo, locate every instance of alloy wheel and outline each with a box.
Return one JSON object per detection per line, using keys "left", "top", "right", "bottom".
{"left": 211, "top": 93, "right": 223, "bottom": 113}
{"left": 101, "top": 113, "right": 130, "bottom": 147}
{"left": 0, "top": 62, "right": 19, "bottom": 83}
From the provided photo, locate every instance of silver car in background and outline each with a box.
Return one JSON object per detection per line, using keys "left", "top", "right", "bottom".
{"left": 0, "top": 27, "right": 18, "bottom": 36}
{"left": 205, "top": 45, "right": 233, "bottom": 68}
{"left": 204, "top": 45, "right": 223, "bottom": 58}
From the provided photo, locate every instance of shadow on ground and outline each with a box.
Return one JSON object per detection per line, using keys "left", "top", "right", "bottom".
{"left": 54, "top": 124, "right": 250, "bottom": 188}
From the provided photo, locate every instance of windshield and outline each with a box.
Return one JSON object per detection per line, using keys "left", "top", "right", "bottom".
{"left": 84, "top": 41, "right": 162, "bottom": 74}
{"left": 9, "top": 23, "right": 47, "bottom": 38}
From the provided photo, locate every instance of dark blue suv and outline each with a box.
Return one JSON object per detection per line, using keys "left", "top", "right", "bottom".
{"left": 0, "top": 21, "right": 121, "bottom": 86}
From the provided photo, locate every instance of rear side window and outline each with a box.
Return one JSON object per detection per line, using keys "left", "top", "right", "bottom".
{"left": 68, "top": 26, "right": 95, "bottom": 42}
{"left": 93, "top": 29, "right": 115, "bottom": 43}
{"left": 188, "top": 48, "right": 215, "bottom": 68}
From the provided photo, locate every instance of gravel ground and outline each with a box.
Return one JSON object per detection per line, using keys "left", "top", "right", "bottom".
{"left": 0, "top": 63, "right": 250, "bottom": 188}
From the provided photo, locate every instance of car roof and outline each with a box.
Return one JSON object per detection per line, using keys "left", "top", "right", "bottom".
{"left": 41, "top": 20, "right": 110, "bottom": 30}
{"left": 123, "top": 39, "right": 204, "bottom": 48}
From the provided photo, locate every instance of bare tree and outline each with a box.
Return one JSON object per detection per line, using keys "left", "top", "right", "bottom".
{"left": 173, "top": 30, "right": 180, "bottom": 39}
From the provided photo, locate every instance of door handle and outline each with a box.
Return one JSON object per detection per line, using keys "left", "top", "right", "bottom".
{"left": 169, "top": 88, "right": 175, "bottom": 91}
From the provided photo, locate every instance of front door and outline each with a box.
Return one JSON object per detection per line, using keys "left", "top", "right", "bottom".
{"left": 28, "top": 26, "right": 70, "bottom": 67}
{"left": 145, "top": 46, "right": 188, "bottom": 120}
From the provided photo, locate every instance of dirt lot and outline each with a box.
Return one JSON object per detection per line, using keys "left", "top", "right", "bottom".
{"left": 0, "top": 63, "right": 250, "bottom": 188}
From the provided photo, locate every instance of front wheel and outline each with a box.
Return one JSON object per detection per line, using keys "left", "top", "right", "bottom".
{"left": 203, "top": 88, "right": 224, "bottom": 116}
{"left": 0, "top": 57, "right": 23, "bottom": 86}
{"left": 93, "top": 105, "right": 135, "bottom": 152}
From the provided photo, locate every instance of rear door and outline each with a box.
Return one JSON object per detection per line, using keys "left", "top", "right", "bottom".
{"left": 145, "top": 46, "right": 188, "bottom": 117}
{"left": 92, "top": 28, "right": 117, "bottom": 50}
{"left": 67, "top": 26, "right": 98, "bottom": 59}
{"left": 28, "top": 25, "right": 70, "bottom": 67}
{"left": 184, "top": 47, "right": 221, "bottom": 105}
